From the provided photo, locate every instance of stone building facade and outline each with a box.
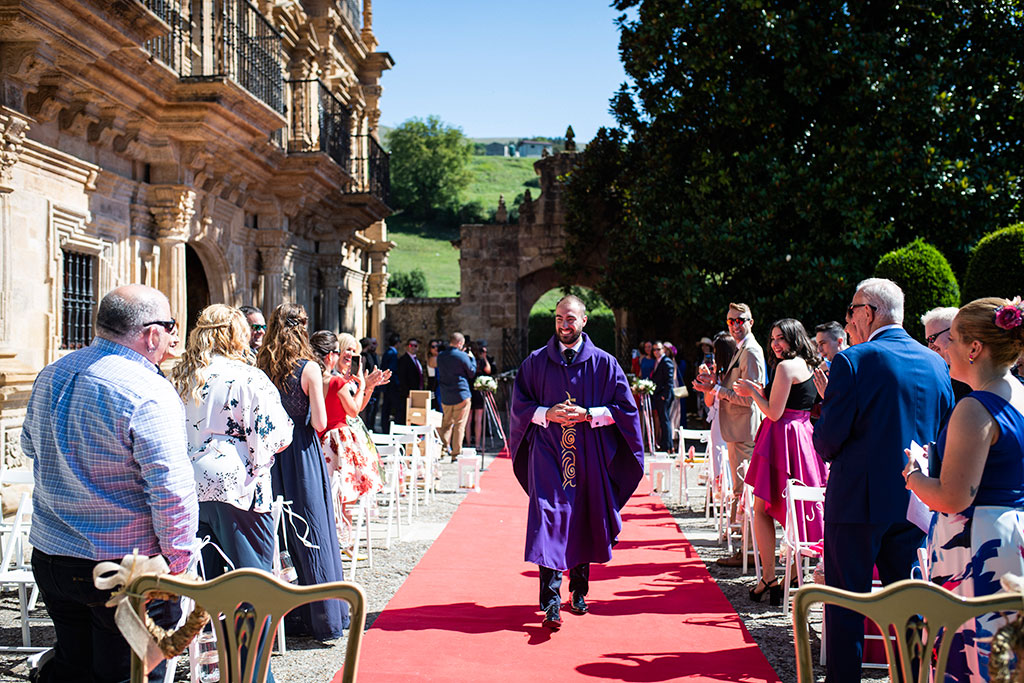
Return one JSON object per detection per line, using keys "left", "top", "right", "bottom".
{"left": 0, "top": 0, "right": 394, "bottom": 462}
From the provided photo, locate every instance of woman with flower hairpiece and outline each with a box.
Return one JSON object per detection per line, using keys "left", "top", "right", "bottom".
{"left": 904, "top": 296, "right": 1024, "bottom": 683}
{"left": 257, "top": 303, "right": 348, "bottom": 641}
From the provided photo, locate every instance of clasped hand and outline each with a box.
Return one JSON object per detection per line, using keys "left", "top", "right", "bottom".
{"left": 546, "top": 402, "right": 588, "bottom": 425}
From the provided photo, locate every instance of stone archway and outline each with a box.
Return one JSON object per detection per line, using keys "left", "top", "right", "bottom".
{"left": 184, "top": 244, "right": 210, "bottom": 332}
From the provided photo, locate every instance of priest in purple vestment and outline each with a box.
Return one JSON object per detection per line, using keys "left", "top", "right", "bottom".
{"left": 509, "top": 295, "right": 644, "bottom": 631}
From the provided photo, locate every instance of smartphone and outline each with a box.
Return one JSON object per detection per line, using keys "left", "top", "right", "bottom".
{"left": 350, "top": 355, "right": 361, "bottom": 375}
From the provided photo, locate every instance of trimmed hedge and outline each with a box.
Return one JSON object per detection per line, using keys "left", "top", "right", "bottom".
{"left": 962, "top": 224, "right": 1024, "bottom": 304}
{"left": 873, "top": 238, "right": 959, "bottom": 342}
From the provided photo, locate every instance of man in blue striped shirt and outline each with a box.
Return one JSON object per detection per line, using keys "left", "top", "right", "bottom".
{"left": 22, "top": 284, "right": 198, "bottom": 682}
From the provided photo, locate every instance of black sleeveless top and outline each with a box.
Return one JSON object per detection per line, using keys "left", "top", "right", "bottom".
{"left": 767, "top": 374, "right": 817, "bottom": 412}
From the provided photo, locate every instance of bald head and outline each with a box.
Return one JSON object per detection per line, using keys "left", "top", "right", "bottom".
{"left": 96, "top": 284, "right": 169, "bottom": 340}
{"left": 449, "top": 332, "right": 465, "bottom": 349}
{"left": 556, "top": 294, "right": 587, "bottom": 317}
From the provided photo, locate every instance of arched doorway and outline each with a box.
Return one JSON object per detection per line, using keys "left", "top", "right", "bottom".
{"left": 527, "top": 286, "right": 614, "bottom": 353}
{"left": 185, "top": 244, "right": 210, "bottom": 333}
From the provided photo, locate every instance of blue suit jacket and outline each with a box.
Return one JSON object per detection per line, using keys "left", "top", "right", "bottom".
{"left": 382, "top": 346, "right": 399, "bottom": 394}
{"left": 813, "top": 327, "right": 954, "bottom": 525}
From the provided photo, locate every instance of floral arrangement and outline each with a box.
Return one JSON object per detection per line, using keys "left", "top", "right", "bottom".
{"left": 631, "top": 378, "right": 656, "bottom": 395}
{"left": 474, "top": 376, "right": 497, "bottom": 393}
{"left": 994, "top": 296, "right": 1024, "bottom": 331}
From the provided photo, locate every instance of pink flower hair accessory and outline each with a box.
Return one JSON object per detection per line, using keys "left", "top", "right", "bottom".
{"left": 994, "top": 296, "right": 1024, "bottom": 331}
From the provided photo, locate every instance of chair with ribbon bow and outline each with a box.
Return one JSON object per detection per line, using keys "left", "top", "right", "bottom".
{"left": 126, "top": 568, "right": 366, "bottom": 683}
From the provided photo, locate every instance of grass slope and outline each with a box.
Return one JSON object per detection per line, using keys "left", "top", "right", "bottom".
{"left": 386, "top": 157, "right": 540, "bottom": 297}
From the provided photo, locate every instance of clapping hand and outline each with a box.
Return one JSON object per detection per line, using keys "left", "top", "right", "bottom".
{"left": 733, "top": 378, "right": 763, "bottom": 398}
{"left": 365, "top": 368, "right": 391, "bottom": 390}
{"left": 812, "top": 365, "right": 829, "bottom": 399}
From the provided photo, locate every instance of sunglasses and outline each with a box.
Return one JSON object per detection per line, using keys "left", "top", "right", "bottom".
{"left": 142, "top": 319, "right": 177, "bottom": 333}
{"left": 250, "top": 324, "right": 266, "bottom": 332}
{"left": 925, "top": 327, "right": 951, "bottom": 346}
{"left": 726, "top": 317, "right": 750, "bottom": 327}
{"left": 846, "top": 303, "right": 877, "bottom": 319}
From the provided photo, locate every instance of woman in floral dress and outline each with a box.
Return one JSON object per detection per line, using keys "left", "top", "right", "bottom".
{"left": 310, "top": 331, "right": 390, "bottom": 538}
{"left": 905, "top": 296, "right": 1024, "bottom": 683}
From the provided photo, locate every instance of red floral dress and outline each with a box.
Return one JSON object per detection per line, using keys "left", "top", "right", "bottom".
{"left": 320, "top": 375, "right": 383, "bottom": 505}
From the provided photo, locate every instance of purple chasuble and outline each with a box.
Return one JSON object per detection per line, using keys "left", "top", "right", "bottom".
{"left": 509, "top": 333, "right": 644, "bottom": 571}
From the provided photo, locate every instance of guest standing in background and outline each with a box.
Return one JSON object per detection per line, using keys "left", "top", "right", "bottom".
{"left": 379, "top": 333, "right": 401, "bottom": 433}
{"left": 468, "top": 340, "right": 494, "bottom": 452}
{"left": 240, "top": 305, "right": 267, "bottom": 356}
{"left": 639, "top": 341, "right": 656, "bottom": 379}
{"left": 257, "top": 303, "right": 348, "bottom": 641}
{"left": 394, "top": 338, "right": 424, "bottom": 425}
{"left": 358, "top": 337, "right": 380, "bottom": 429}
{"left": 905, "top": 296, "right": 1024, "bottom": 683}
{"left": 650, "top": 341, "right": 676, "bottom": 452}
{"left": 437, "top": 332, "right": 477, "bottom": 461}
{"left": 426, "top": 339, "right": 442, "bottom": 411}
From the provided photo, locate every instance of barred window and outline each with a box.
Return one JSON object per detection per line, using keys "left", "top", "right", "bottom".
{"left": 61, "top": 250, "right": 95, "bottom": 350}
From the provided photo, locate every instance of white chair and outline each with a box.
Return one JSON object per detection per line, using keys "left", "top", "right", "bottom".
{"left": 391, "top": 424, "right": 436, "bottom": 505}
{"left": 371, "top": 443, "right": 403, "bottom": 547}
{"left": 389, "top": 432, "right": 421, "bottom": 523}
{"left": 676, "top": 428, "right": 711, "bottom": 506}
{"left": 647, "top": 457, "right": 674, "bottom": 493}
{"left": 781, "top": 478, "right": 826, "bottom": 610}
{"left": 332, "top": 474, "right": 373, "bottom": 581}
{"left": 0, "top": 492, "right": 46, "bottom": 652}
{"left": 737, "top": 461, "right": 760, "bottom": 578}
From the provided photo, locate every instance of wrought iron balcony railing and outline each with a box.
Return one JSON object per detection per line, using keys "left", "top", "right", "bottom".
{"left": 351, "top": 135, "right": 390, "bottom": 207}
{"left": 142, "top": 0, "right": 284, "bottom": 114}
{"left": 286, "top": 79, "right": 351, "bottom": 169}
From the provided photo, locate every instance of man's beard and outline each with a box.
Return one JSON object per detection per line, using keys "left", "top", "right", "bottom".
{"left": 557, "top": 329, "right": 581, "bottom": 345}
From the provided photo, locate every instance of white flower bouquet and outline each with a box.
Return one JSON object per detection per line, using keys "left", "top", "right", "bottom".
{"left": 631, "top": 378, "right": 656, "bottom": 395}
{"left": 474, "top": 376, "right": 497, "bottom": 393}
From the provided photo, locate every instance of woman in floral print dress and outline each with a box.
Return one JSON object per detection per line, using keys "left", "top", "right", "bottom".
{"left": 169, "top": 304, "right": 293, "bottom": 578}
{"left": 905, "top": 296, "right": 1024, "bottom": 683}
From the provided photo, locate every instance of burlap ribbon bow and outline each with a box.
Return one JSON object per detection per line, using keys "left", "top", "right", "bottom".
{"left": 93, "top": 550, "right": 209, "bottom": 672}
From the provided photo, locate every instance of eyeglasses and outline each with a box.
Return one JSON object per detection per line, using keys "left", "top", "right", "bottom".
{"left": 250, "top": 324, "right": 266, "bottom": 332}
{"left": 142, "top": 319, "right": 177, "bottom": 334}
{"left": 726, "top": 317, "right": 750, "bottom": 327}
{"left": 925, "top": 327, "right": 951, "bottom": 346}
{"left": 328, "top": 348, "right": 341, "bottom": 356}
{"left": 846, "top": 303, "right": 877, "bottom": 319}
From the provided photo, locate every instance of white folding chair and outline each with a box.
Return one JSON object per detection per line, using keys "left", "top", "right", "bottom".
{"left": 736, "top": 461, "right": 760, "bottom": 578}
{"left": 0, "top": 492, "right": 47, "bottom": 652}
{"left": 675, "top": 428, "right": 711, "bottom": 506}
{"left": 389, "top": 432, "right": 421, "bottom": 523}
{"left": 391, "top": 424, "right": 435, "bottom": 505}
{"left": 332, "top": 473, "right": 373, "bottom": 581}
{"left": 781, "top": 478, "right": 826, "bottom": 610}
{"left": 370, "top": 443, "right": 403, "bottom": 547}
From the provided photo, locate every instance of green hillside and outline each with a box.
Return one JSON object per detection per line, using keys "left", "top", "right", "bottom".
{"left": 386, "top": 157, "right": 540, "bottom": 297}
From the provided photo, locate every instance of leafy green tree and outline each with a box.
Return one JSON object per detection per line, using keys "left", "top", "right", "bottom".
{"left": 562, "top": 0, "right": 1024, "bottom": 339}
{"left": 387, "top": 269, "right": 428, "bottom": 298}
{"left": 962, "top": 224, "right": 1024, "bottom": 303}
{"left": 874, "top": 239, "right": 960, "bottom": 342}
{"left": 387, "top": 116, "right": 473, "bottom": 219}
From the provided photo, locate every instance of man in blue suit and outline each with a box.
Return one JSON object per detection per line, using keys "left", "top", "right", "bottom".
{"left": 813, "top": 278, "right": 954, "bottom": 683}
{"left": 379, "top": 332, "right": 401, "bottom": 433}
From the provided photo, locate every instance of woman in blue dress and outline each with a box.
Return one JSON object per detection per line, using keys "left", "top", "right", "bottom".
{"left": 904, "top": 296, "right": 1024, "bottom": 683}
{"left": 257, "top": 303, "right": 348, "bottom": 641}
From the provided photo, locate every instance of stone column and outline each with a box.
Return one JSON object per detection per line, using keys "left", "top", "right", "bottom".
{"left": 321, "top": 264, "right": 342, "bottom": 332}
{"left": 257, "top": 229, "right": 289, "bottom": 313}
{"left": 367, "top": 271, "right": 387, "bottom": 343}
{"left": 150, "top": 186, "right": 196, "bottom": 322}
{"left": 0, "top": 109, "right": 29, "bottom": 346}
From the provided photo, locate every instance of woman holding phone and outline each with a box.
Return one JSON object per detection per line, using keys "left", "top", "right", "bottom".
{"left": 310, "top": 331, "right": 390, "bottom": 542}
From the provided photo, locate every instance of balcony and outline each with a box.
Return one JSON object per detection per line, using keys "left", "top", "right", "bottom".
{"left": 351, "top": 135, "right": 390, "bottom": 208}
{"left": 287, "top": 79, "right": 351, "bottom": 169}
{"left": 142, "top": 0, "right": 285, "bottom": 114}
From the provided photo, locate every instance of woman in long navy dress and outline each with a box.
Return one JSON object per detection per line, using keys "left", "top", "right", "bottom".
{"left": 905, "top": 296, "right": 1024, "bottom": 682}
{"left": 257, "top": 303, "right": 348, "bottom": 641}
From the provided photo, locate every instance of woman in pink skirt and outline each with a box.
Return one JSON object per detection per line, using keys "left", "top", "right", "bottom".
{"left": 734, "top": 318, "right": 827, "bottom": 605}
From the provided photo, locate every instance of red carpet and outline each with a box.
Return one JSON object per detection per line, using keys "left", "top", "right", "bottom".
{"left": 345, "top": 456, "right": 782, "bottom": 682}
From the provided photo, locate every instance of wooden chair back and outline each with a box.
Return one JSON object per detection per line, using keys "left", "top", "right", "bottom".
{"left": 128, "top": 568, "right": 366, "bottom": 683}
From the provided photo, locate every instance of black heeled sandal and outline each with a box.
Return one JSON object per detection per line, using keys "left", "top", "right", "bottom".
{"left": 749, "top": 576, "right": 783, "bottom": 606}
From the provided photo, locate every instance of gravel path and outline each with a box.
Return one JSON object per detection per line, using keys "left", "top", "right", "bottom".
{"left": 0, "top": 456, "right": 881, "bottom": 683}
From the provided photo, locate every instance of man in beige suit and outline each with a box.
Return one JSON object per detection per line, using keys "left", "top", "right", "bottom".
{"left": 695, "top": 302, "right": 766, "bottom": 565}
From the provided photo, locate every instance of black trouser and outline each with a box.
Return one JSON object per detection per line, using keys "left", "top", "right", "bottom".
{"left": 653, "top": 394, "right": 674, "bottom": 451}
{"left": 538, "top": 564, "right": 589, "bottom": 610}
{"left": 31, "top": 549, "right": 179, "bottom": 683}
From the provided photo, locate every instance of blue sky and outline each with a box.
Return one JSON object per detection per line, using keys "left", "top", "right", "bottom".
{"left": 373, "top": 1, "right": 629, "bottom": 142}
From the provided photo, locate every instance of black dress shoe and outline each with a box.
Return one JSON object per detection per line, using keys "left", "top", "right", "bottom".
{"left": 568, "top": 592, "right": 589, "bottom": 615}
{"left": 542, "top": 604, "right": 561, "bottom": 631}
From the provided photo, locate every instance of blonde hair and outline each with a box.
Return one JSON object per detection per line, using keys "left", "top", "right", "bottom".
{"left": 257, "top": 303, "right": 316, "bottom": 391}
{"left": 954, "top": 297, "right": 1024, "bottom": 368}
{"left": 729, "top": 302, "right": 751, "bottom": 317}
{"left": 170, "top": 304, "right": 250, "bottom": 403}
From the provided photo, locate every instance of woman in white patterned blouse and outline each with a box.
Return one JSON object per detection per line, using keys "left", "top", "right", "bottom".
{"left": 169, "top": 304, "right": 293, "bottom": 578}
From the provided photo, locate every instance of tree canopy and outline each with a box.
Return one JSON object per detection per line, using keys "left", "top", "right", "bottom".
{"left": 386, "top": 116, "right": 473, "bottom": 219}
{"left": 562, "top": 0, "right": 1024, "bottom": 338}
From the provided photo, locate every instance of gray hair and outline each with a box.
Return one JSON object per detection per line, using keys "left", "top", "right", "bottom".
{"left": 920, "top": 306, "right": 959, "bottom": 328}
{"left": 95, "top": 285, "right": 167, "bottom": 340}
{"left": 855, "top": 278, "right": 904, "bottom": 324}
